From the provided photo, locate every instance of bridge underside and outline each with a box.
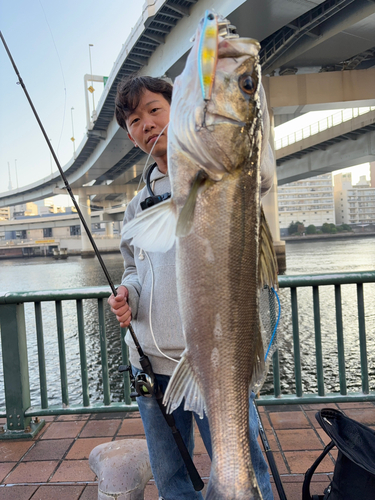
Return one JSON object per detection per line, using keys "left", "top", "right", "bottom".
{"left": 1, "top": 0, "right": 375, "bottom": 210}
{"left": 277, "top": 129, "right": 375, "bottom": 185}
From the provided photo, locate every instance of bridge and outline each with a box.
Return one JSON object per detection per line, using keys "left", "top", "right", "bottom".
{"left": 277, "top": 106, "right": 375, "bottom": 184}
{"left": 1, "top": 0, "right": 375, "bottom": 264}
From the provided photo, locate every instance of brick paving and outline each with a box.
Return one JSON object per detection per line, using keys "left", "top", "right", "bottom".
{"left": 0, "top": 401, "right": 374, "bottom": 499}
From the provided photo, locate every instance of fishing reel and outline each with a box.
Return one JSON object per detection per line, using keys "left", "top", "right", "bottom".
{"left": 118, "top": 363, "right": 155, "bottom": 398}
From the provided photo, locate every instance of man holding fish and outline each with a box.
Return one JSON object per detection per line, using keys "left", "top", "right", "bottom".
{"left": 108, "top": 10, "right": 277, "bottom": 500}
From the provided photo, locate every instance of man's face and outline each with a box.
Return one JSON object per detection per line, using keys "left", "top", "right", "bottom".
{"left": 126, "top": 89, "right": 170, "bottom": 160}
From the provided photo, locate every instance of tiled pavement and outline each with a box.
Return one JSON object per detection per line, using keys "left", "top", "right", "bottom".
{"left": 0, "top": 401, "right": 374, "bottom": 500}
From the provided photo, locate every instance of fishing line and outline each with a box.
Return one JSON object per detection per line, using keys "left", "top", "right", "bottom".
{"left": 39, "top": 0, "right": 67, "bottom": 156}
{"left": 264, "top": 287, "right": 281, "bottom": 361}
{"left": 144, "top": 250, "right": 179, "bottom": 364}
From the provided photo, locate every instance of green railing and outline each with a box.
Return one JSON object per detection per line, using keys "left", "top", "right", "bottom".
{"left": 0, "top": 270, "right": 374, "bottom": 438}
{"left": 262, "top": 270, "right": 375, "bottom": 405}
{"left": 0, "top": 288, "right": 138, "bottom": 438}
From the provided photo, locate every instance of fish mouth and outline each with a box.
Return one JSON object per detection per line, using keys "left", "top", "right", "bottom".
{"left": 203, "top": 113, "right": 246, "bottom": 128}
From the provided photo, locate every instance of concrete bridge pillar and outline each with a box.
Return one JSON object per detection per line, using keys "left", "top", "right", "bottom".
{"left": 78, "top": 189, "right": 95, "bottom": 258}
{"left": 102, "top": 202, "right": 115, "bottom": 237}
{"left": 262, "top": 84, "right": 286, "bottom": 273}
{"left": 105, "top": 221, "right": 114, "bottom": 237}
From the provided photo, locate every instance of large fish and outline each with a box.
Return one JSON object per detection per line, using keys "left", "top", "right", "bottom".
{"left": 123, "top": 11, "right": 278, "bottom": 500}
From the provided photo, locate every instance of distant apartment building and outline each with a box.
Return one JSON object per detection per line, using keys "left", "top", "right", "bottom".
{"left": 0, "top": 207, "right": 10, "bottom": 220}
{"left": 334, "top": 172, "right": 375, "bottom": 225}
{"left": 10, "top": 203, "right": 27, "bottom": 218}
{"left": 278, "top": 173, "right": 335, "bottom": 233}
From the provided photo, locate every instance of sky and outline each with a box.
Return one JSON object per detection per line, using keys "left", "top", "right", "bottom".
{"left": 0, "top": 1, "right": 371, "bottom": 207}
{"left": 0, "top": 0, "right": 143, "bottom": 203}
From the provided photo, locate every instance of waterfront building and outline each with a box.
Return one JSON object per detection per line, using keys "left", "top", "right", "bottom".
{"left": 334, "top": 172, "right": 375, "bottom": 225}
{"left": 278, "top": 173, "right": 335, "bottom": 234}
{"left": 7, "top": 202, "right": 38, "bottom": 218}
{"left": 0, "top": 207, "right": 10, "bottom": 221}
{"left": 34, "top": 198, "right": 67, "bottom": 215}
{"left": 25, "top": 202, "right": 39, "bottom": 216}
{"left": 10, "top": 203, "right": 27, "bottom": 218}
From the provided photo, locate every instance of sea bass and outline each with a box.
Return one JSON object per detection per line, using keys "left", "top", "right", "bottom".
{"left": 123, "top": 11, "right": 278, "bottom": 500}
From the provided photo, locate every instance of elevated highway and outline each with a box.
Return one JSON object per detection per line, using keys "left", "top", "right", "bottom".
{"left": 277, "top": 107, "right": 375, "bottom": 184}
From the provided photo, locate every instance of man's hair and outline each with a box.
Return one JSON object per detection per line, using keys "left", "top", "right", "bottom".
{"left": 115, "top": 75, "right": 173, "bottom": 130}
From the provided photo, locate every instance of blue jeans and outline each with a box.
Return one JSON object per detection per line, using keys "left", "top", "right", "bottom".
{"left": 133, "top": 368, "right": 273, "bottom": 500}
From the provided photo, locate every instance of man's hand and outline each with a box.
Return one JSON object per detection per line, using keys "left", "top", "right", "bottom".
{"left": 108, "top": 285, "right": 132, "bottom": 328}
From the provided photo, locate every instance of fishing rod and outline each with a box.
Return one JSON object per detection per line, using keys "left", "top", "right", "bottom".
{"left": 0, "top": 30, "right": 203, "bottom": 492}
{"left": 0, "top": 31, "right": 116, "bottom": 296}
{"left": 0, "top": 30, "right": 143, "bottom": 348}
{"left": 253, "top": 400, "right": 287, "bottom": 500}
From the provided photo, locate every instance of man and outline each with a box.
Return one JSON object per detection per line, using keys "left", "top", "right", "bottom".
{"left": 108, "top": 75, "right": 274, "bottom": 500}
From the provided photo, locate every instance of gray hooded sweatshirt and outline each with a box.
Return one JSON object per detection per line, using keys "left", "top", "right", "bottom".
{"left": 120, "top": 165, "right": 184, "bottom": 376}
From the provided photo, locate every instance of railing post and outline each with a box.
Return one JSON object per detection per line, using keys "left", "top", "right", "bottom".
{"left": 121, "top": 327, "right": 132, "bottom": 405}
{"left": 0, "top": 303, "right": 44, "bottom": 439}
{"left": 290, "top": 287, "right": 303, "bottom": 397}
{"left": 334, "top": 285, "right": 347, "bottom": 395}
{"left": 98, "top": 298, "right": 111, "bottom": 405}
{"left": 357, "top": 283, "right": 369, "bottom": 394}
{"left": 312, "top": 286, "right": 325, "bottom": 396}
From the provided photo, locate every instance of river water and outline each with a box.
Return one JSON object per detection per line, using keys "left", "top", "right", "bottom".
{"left": 0, "top": 236, "right": 374, "bottom": 407}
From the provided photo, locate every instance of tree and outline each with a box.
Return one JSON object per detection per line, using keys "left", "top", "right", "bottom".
{"left": 306, "top": 224, "right": 316, "bottom": 234}
{"left": 288, "top": 221, "right": 304, "bottom": 235}
{"left": 322, "top": 223, "right": 337, "bottom": 234}
{"left": 337, "top": 224, "right": 352, "bottom": 232}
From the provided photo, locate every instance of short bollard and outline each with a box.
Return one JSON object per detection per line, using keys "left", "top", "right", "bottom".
{"left": 89, "top": 439, "right": 152, "bottom": 500}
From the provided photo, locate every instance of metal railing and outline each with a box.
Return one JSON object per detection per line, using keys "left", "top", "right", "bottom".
{"left": 0, "top": 270, "right": 374, "bottom": 437}
{"left": 262, "top": 270, "right": 375, "bottom": 405}
{"left": 275, "top": 107, "right": 375, "bottom": 150}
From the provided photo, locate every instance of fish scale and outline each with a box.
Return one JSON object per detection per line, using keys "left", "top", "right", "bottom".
{"left": 175, "top": 169, "right": 262, "bottom": 498}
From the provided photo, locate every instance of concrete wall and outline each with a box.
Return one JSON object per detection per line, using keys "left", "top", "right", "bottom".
{"left": 26, "top": 229, "right": 44, "bottom": 240}
{"left": 53, "top": 227, "right": 71, "bottom": 238}
{"left": 59, "top": 237, "right": 121, "bottom": 254}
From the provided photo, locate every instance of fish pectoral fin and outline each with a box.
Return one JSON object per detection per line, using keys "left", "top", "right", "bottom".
{"left": 176, "top": 170, "right": 210, "bottom": 237}
{"left": 259, "top": 206, "right": 278, "bottom": 289}
{"left": 163, "top": 353, "right": 206, "bottom": 419}
{"left": 122, "top": 199, "right": 177, "bottom": 253}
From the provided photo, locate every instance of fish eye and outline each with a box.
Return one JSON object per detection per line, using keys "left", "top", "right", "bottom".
{"left": 239, "top": 74, "right": 256, "bottom": 94}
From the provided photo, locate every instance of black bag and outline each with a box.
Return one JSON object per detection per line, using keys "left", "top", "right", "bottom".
{"left": 302, "top": 408, "right": 375, "bottom": 500}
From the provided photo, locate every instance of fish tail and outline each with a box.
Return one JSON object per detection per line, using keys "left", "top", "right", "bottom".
{"left": 206, "top": 481, "right": 263, "bottom": 500}
{"left": 205, "top": 471, "right": 263, "bottom": 500}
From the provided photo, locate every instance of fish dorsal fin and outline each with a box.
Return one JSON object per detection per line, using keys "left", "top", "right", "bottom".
{"left": 176, "top": 170, "right": 209, "bottom": 237}
{"left": 122, "top": 199, "right": 177, "bottom": 253}
{"left": 259, "top": 206, "right": 278, "bottom": 289}
{"left": 163, "top": 352, "right": 206, "bottom": 419}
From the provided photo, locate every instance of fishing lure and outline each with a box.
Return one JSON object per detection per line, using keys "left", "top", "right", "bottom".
{"left": 198, "top": 10, "right": 218, "bottom": 102}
